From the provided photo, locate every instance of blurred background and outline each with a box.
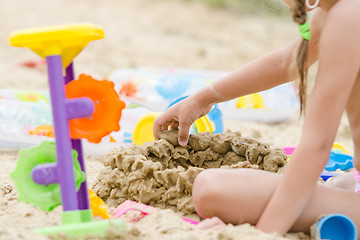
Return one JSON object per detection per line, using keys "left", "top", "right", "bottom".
{"left": 0, "top": 3, "right": 354, "bottom": 239}
{"left": 0, "top": 0, "right": 297, "bottom": 90}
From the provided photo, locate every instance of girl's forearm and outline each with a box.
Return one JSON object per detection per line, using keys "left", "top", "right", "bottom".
{"left": 193, "top": 8, "right": 326, "bottom": 108}
{"left": 194, "top": 9, "right": 324, "bottom": 108}
{"left": 194, "top": 41, "right": 300, "bottom": 106}
{"left": 256, "top": 141, "right": 332, "bottom": 234}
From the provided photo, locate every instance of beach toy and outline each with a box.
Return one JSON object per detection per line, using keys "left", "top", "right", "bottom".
{"left": 282, "top": 146, "right": 295, "bottom": 162}
{"left": 66, "top": 73, "right": 125, "bottom": 143}
{"left": 29, "top": 124, "right": 54, "bottom": 137}
{"left": 283, "top": 143, "right": 353, "bottom": 179}
{"left": 0, "top": 97, "right": 52, "bottom": 137}
{"left": 119, "top": 79, "right": 138, "bottom": 97}
{"left": 284, "top": 143, "right": 350, "bottom": 157}
{"left": 20, "top": 59, "right": 46, "bottom": 70}
{"left": 193, "top": 115, "right": 214, "bottom": 134}
{"left": 325, "top": 152, "right": 353, "bottom": 172}
{"left": 0, "top": 89, "right": 149, "bottom": 154}
{"left": 113, "top": 200, "right": 199, "bottom": 225}
{"left": 16, "top": 90, "right": 49, "bottom": 103}
{"left": 282, "top": 146, "right": 295, "bottom": 156}
{"left": 320, "top": 172, "right": 340, "bottom": 181}
{"left": 10, "top": 141, "right": 85, "bottom": 211}
{"left": 132, "top": 112, "right": 161, "bottom": 145}
{"left": 12, "top": 143, "right": 111, "bottom": 217}
{"left": 113, "top": 200, "right": 157, "bottom": 223}
{"left": 236, "top": 93, "right": 264, "bottom": 109}
{"left": 0, "top": 88, "right": 50, "bottom": 102}
{"left": 325, "top": 143, "right": 353, "bottom": 171}
{"left": 9, "top": 23, "right": 126, "bottom": 237}
{"left": 109, "top": 67, "right": 299, "bottom": 123}
{"left": 313, "top": 214, "right": 358, "bottom": 240}
{"left": 9, "top": 23, "right": 104, "bottom": 68}
{"left": 207, "top": 104, "right": 224, "bottom": 134}
{"left": 88, "top": 188, "right": 111, "bottom": 220}
{"left": 332, "top": 142, "right": 350, "bottom": 154}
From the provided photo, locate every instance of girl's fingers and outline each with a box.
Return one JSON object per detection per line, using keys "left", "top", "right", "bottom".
{"left": 153, "top": 117, "right": 168, "bottom": 139}
{"left": 169, "top": 121, "right": 179, "bottom": 130}
{"left": 153, "top": 121, "right": 162, "bottom": 139}
{"left": 153, "top": 115, "right": 175, "bottom": 139}
{"left": 178, "top": 121, "right": 192, "bottom": 146}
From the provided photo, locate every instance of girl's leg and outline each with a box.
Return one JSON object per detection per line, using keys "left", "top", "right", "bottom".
{"left": 324, "top": 171, "right": 356, "bottom": 191}
{"left": 192, "top": 168, "right": 360, "bottom": 233}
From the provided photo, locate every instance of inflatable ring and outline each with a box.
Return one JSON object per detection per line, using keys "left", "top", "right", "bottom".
{"left": 10, "top": 141, "right": 85, "bottom": 211}
{"left": 66, "top": 74, "right": 126, "bottom": 143}
{"left": 132, "top": 112, "right": 161, "bottom": 145}
{"left": 236, "top": 93, "right": 264, "bottom": 109}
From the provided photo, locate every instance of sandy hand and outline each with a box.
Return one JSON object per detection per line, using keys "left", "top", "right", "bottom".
{"left": 153, "top": 97, "right": 211, "bottom": 146}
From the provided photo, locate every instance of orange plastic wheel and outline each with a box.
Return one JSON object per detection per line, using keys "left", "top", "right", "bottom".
{"left": 65, "top": 74, "right": 126, "bottom": 143}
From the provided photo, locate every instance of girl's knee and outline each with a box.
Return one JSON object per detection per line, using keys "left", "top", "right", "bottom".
{"left": 193, "top": 169, "right": 218, "bottom": 197}
{"left": 192, "top": 169, "right": 223, "bottom": 218}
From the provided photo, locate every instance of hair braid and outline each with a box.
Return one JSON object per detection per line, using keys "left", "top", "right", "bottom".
{"left": 291, "top": 0, "right": 309, "bottom": 115}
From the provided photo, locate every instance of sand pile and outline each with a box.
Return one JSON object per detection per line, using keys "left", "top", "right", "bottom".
{"left": 92, "top": 130, "right": 287, "bottom": 216}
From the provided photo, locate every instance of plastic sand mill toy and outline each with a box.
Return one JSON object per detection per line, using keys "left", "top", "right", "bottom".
{"left": 9, "top": 23, "right": 126, "bottom": 238}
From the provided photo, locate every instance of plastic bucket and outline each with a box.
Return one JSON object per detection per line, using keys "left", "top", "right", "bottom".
{"left": 314, "top": 214, "right": 358, "bottom": 240}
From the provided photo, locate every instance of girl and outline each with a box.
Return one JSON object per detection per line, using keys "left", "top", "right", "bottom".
{"left": 153, "top": 0, "right": 360, "bottom": 236}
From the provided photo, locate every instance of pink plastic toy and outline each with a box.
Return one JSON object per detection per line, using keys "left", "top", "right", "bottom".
{"left": 113, "top": 200, "right": 199, "bottom": 225}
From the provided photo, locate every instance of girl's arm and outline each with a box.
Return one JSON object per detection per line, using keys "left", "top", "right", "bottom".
{"left": 196, "top": 8, "right": 325, "bottom": 105}
{"left": 256, "top": 1, "right": 360, "bottom": 235}
{"left": 154, "top": 9, "right": 325, "bottom": 145}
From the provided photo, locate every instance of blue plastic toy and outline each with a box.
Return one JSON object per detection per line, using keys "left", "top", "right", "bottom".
{"left": 325, "top": 152, "right": 354, "bottom": 172}
{"left": 320, "top": 172, "right": 340, "bottom": 181}
{"left": 284, "top": 144, "right": 354, "bottom": 175}
{"left": 314, "top": 214, "right": 358, "bottom": 240}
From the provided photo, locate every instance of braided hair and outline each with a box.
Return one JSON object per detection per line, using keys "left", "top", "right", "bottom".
{"left": 291, "top": 0, "right": 309, "bottom": 115}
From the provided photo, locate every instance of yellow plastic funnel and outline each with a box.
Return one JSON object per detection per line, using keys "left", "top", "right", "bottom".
{"left": 9, "top": 23, "right": 104, "bottom": 68}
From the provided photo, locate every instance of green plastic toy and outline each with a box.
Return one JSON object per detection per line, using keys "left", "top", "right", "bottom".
{"left": 9, "top": 23, "right": 127, "bottom": 238}
{"left": 10, "top": 141, "right": 85, "bottom": 211}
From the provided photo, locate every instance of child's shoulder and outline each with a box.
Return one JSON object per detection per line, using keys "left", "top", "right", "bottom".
{"left": 330, "top": 0, "right": 360, "bottom": 17}
{"left": 326, "top": 0, "right": 360, "bottom": 35}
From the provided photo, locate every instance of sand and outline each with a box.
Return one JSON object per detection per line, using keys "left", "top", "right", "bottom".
{"left": 0, "top": 0, "right": 354, "bottom": 239}
{"left": 92, "top": 130, "right": 287, "bottom": 216}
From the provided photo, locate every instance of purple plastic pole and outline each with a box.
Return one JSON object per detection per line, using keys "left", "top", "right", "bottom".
{"left": 32, "top": 163, "right": 58, "bottom": 185}
{"left": 64, "top": 63, "right": 91, "bottom": 210}
{"left": 72, "top": 140, "right": 90, "bottom": 210}
{"left": 65, "top": 62, "right": 74, "bottom": 84}
{"left": 66, "top": 98, "right": 94, "bottom": 119}
{"left": 46, "top": 55, "right": 78, "bottom": 211}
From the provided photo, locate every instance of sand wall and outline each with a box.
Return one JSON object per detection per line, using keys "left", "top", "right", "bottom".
{"left": 93, "top": 130, "right": 287, "bottom": 216}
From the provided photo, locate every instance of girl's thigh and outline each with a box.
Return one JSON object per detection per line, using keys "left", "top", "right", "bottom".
{"left": 192, "top": 168, "right": 360, "bottom": 233}
{"left": 192, "top": 168, "right": 281, "bottom": 225}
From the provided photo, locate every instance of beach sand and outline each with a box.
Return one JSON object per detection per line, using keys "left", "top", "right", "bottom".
{"left": 0, "top": 0, "right": 353, "bottom": 239}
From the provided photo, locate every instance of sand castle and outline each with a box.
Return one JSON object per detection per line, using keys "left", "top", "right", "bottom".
{"left": 92, "top": 130, "right": 287, "bottom": 216}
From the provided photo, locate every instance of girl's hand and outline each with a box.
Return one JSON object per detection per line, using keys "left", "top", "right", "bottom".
{"left": 196, "top": 217, "right": 227, "bottom": 230}
{"left": 153, "top": 96, "right": 212, "bottom": 146}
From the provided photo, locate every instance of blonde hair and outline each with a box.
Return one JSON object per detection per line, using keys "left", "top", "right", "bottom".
{"left": 290, "top": 0, "right": 309, "bottom": 115}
